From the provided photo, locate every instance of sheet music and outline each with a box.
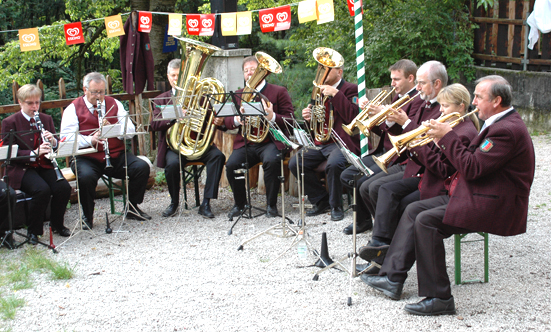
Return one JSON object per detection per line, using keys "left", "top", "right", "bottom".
{"left": 100, "top": 124, "right": 122, "bottom": 139}
{"left": 0, "top": 145, "right": 18, "bottom": 160}
{"left": 293, "top": 128, "right": 313, "bottom": 147}
{"left": 157, "top": 104, "right": 184, "bottom": 120}
{"left": 52, "top": 141, "right": 75, "bottom": 159}
{"left": 212, "top": 102, "right": 238, "bottom": 117}
{"left": 241, "top": 102, "right": 265, "bottom": 116}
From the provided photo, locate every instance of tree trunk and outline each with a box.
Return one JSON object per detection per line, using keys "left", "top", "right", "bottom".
{"left": 150, "top": 0, "right": 178, "bottom": 86}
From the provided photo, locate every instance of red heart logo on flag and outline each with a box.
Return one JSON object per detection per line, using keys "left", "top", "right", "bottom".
{"left": 202, "top": 18, "right": 213, "bottom": 28}
{"left": 261, "top": 13, "right": 273, "bottom": 24}
{"left": 140, "top": 16, "right": 150, "bottom": 25}
{"left": 66, "top": 28, "right": 80, "bottom": 37}
{"left": 189, "top": 19, "right": 199, "bottom": 28}
{"left": 276, "top": 12, "right": 288, "bottom": 22}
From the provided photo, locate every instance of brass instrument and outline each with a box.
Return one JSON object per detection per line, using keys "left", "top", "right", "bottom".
{"left": 242, "top": 52, "right": 282, "bottom": 143}
{"left": 356, "top": 91, "right": 421, "bottom": 136}
{"left": 32, "top": 111, "right": 65, "bottom": 181}
{"left": 166, "top": 37, "right": 225, "bottom": 160}
{"left": 342, "top": 87, "right": 395, "bottom": 136}
{"left": 374, "top": 108, "right": 479, "bottom": 173}
{"left": 309, "top": 47, "right": 344, "bottom": 143}
{"left": 96, "top": 100, "right": 113, "bottom": 169}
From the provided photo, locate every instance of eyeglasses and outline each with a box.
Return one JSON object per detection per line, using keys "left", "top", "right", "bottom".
{"left": 24, "top": 101, "right": 41, "bottom": 106}
{"left": 87, "top": 89, "right": 106, "bottom": 96}
{"left": 415, "top": 80, "right": 436, "bottom": 87}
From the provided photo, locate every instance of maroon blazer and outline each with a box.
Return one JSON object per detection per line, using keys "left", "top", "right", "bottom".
{"left": 402, "top": 102, "right": 443, "bottom": 178}
{"left": 409, "top": 117, "right": 478, "bottom": 200}
{"left": 120, "top": 12, "right": 155, "bottom": 95}
{"left": 438, "top": 110, "right": 535, "bottom": 236}
{"left": 317, "top": 80, "right": 361, "bottom": 155}
{"left": 223, "top": 82, "right": 294, "bottom": 150}
{"left": 1, "top": 112, "right": 57, "bottom": 190}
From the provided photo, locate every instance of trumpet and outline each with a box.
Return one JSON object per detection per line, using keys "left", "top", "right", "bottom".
{"left": 356, "top": 91, "right": 421, "bottom": 136}
{"left": 97, "top": 100, "right": 113, "bottom": 169}
{"left": 342, "top": 87, "right": 395, "bottom": 136}
{"left": 32, "top": 111, "right": 64, "bottom": 182}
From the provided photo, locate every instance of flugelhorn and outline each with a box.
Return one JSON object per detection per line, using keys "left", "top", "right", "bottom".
{"left": 342, "top": 87, "right": 395, "bottom": 136}
{"left": 32, "top": 111, "right": 64, "bottom": 181}
{"left": 166, "top": 37, "right": 225, "bottom": 160}
{"left": 309, "top": 47, "right": 344, "bottom": 143}
{"left": 242, "top": 52, "right": 282, "bottom": 143}
{"left": 356, "top": 91, "right": 421, "bottom": 136}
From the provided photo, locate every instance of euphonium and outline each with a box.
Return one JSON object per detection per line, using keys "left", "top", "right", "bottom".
{"left": 310, "top": 47, "right": 344, "bottom": 143}
{"left": 356, "top": 91, "right": 421, "bottom": 136}
{"left": 166, "top": 37, "right": 225, "bottom": 160}
{"left": 342, "top": 87, "right": 395, "bottom": 136}
{"left": 242, "top": 52, "right": 282, "bottom": 143}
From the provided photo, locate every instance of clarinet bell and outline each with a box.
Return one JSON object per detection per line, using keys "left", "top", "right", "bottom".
{"left": 105, "top": 156, "right": 113, "bottom": 169}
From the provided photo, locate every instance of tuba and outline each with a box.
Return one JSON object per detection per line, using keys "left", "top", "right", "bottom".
{"left": 242, "top": 52, "right": 282, "bottom": 143}
{"left": 310, "top": 47, "right": 344, "bottom": 143}
{"left": 166, "top": 37, "right": 225, "bottom": 160}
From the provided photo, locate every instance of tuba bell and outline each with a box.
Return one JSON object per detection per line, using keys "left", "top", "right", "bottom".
{"left": 309, "top": 47, "right": 344, "bottom": 143}
{"left": 166, "top": 37, "right": 225, "bottom": 160}
{"left": 242, "top": 52, "right": 282, "bottom": 143}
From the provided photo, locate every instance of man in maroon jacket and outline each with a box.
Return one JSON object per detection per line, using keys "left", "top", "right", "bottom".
{"left": 363, "top": 75, "right": 535, "bottom": 316}
{"left": 289, "top": 64, "right": 360, "bottom": 221}
{"left": 225, "top": 56, "right": 294, "bottom": 219}
{"left": 150, "top": 59, "right": 225, "bottom": 218}
{"left": 61, "top": 73, "right": 151, "bottom": 229}
{"left": 1, "top": 84, "right": 72, "bottom": 242}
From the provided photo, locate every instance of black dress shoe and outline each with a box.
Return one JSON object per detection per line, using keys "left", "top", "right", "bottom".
{"left": 361, "top": 275, "right": 403, "bottom": 300}
{"left": 126, "top": 205, "right": 152, "bottom": 221}
{"left": 53, "top": 227, "right": 71, "bottom": 237}
{"left": 82, "top": 216, "right": 93, "bottom": 230}
{"left": 266, "top": 205, "right": 279, "bottom": 218}
{"left": 404, "top": 297, "right": 456, "bottom": 316}
{"left": 198, "top": 203, "right": 215, "bottom": 219}
{"left": 343, "top": 222, "right": 373, "bottom": 235}
{"left": 331, "top": 206, "right": 344, "bottom": 221}
{"left": 28, "top": 233, "right": 39, "bottom": 245}
{"left": 358, "top": 239, "right": 390, "bottom": 261}
{"left": 162, "top": 203, "right": 178, "bottom": 217}
{"left": 306, "top": 200, "right": 330, "bottom": 217}
{"left": 355, "top": 262, "right": 380, "bottom": 275}
{"left": 227, "top": 205, "right": 244, "bottom": 219}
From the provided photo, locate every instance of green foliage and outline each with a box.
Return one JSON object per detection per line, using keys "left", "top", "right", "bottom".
{"left": 0, "top": 296, "right": 25, "bottom": 320}
{"left": 476, "top": 0, "right": 494, "bottom": 11}
{"left": 155, "top": 171, "right": 167, "bottom": 186}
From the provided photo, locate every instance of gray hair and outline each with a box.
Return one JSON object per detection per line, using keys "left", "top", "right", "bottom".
{"left": 475, "top": 75, "right": 512, "bottom": 107}
{"left": 419, "top": 61, "right": 448, "bottom": 87}
{"left": 167, "top": 59, "right": 181, "bottom": 73}
{"left": 83, "top": 72, "right": 107, "bottom": 89}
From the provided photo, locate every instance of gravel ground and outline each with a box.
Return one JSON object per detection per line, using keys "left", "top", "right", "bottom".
{"left": 2, "top": 134, "right": 551, "bottom": 332}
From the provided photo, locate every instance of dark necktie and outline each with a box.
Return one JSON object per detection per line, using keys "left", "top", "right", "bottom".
{"left": 30, "top": 118, "right": 40, "bottom": 149}
{"left": 425, "top": 101, "right": 432, "bottom": 108}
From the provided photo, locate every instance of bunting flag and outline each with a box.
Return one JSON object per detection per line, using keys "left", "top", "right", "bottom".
{"left": 138, "top": 11, "right": 152, "bottom": 33}
{"left": 236, "top": 11, "right": 252, "bottom": 35}
{"left": 64, "top": 22, "right": 85, "bottom": 46}
{"left": 274, "top": 5, "right": 291, "bottom": 31}
{"left": 298, "top": 0, "right": 318, "bottom": 23}
{"left": 104, "top": 15, "right": 125, "bottom": 38}
{"left": 19, "top": 28, "right": 41, "bottom": 51}
{"left": 186, "top": 14, "right": 201, "bottom": 35}
{"left": 199, "top": 14, "right": 216, "bottom": 36}
{"left": 221, "top": 13, "right": 237, "bottom": 36}
{"left": 259, "top": 8, "right": 277, "bottom": 33}
{"left": 316, "top": 0, "right": 335, "bottom": 25}
{"left": 168, "top": 14, "right": 182, "bottom": 36}
{"left": 347, "top": 0, "right": 363, "bottom": 16}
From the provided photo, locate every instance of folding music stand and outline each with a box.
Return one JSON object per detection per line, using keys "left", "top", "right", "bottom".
{"left": 0, "top": 129, "right": 57, "bottom": 252}
{"left": 207, "top": 91, "right": 269, "bottom": 235}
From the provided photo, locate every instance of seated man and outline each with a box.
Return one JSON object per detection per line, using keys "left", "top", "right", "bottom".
{"left": 61, "top": 72, "right": 151, "bottom": 229}
{"left": 224, "top": 55, "right": 294, "bottom": 218}
{"left": 363, "top": 75, "right": 535, "bottom": 316}
{"left": 289, "top": 59, "right": 360, "bottom": 221}
{"left": 1, "top": 84, "right": 72, "bottom": 242}
{"left": 150, "top": 59, "right": 225, "bottom": 218}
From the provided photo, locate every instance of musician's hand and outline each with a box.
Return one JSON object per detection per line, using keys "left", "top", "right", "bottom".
{"left": 43, "top": 130, "right": 55, "bottom": 145}
{"left": 35, "top": 142, "right": 51, "bottom": 156}
{"left": 90, "top": 131, "right": 105, "bottom": 146}
{"left": 427, "top": 119, "right": 452, "bottom": 144}
{"left": 367, "top": 105, "right": 384, "bottom": 116}
{"left": 387, "top": 108, "right": 408, "bottom": 125}
{"left": 262, "top": 99, "right": 274, "bottom": 121}
{"left": 234, "top": 115, "right": 244, "bottom": 126}
{"left": 213, "top": 117, "right": 223, "bottom": 126}
{"left": 319, "top": 85, "right": 338, "bottom": 97}
{"left": 302, "top": 105, "right": 312, "bottom": 121}
{"left": 359, "top": 96, "right": 369, "bottom": 109}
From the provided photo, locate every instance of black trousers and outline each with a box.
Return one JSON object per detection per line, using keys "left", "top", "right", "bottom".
{"left": 340, "top": 155, "right": 383, "bottom": 227}
{"left": 72, "top": 153, "right": 149, "bottom": 221}
{"left": 359, "top": 164, "right": 405, "bottom": 219}
{"left": 225, "top": 142, "right": 281, "bottom": 208}
{"left": 288, "top": 143, "right": 346, "bottom": 208}
{"left": 0, "top": 180, "right": 17, "bottom": 230}
{"left": 20, "top": 168, "right": 71, "bottom": 235}
{"left": 164, "top": 146, "right": 225, "bottom": 205}
{"left": 379, "top": 195, "right": 469, "bottom": 299}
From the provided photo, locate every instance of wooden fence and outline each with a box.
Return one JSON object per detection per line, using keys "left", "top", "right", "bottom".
{"left": 470, "top": 0, "right": 551, "bottom": 71}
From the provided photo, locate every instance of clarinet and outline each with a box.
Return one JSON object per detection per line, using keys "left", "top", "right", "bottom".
{"left": 33, "top": 112, "right": 64, "bottom": 182}
{"left": 96, "top": 100, "right": 113, "bottom": 169}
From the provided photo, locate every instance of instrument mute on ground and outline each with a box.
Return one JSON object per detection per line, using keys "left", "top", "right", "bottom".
{"left": 310, "top": 47, "right": 344, "bottom": 143}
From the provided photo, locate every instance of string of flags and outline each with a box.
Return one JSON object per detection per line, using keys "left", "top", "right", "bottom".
{"left": 13, "top": 0, "right": 361, "bottom": 52}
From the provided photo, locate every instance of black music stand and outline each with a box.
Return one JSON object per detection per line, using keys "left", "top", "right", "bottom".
{"left": 0, "top": 129, "right": 57, "bottom": 252}
{"left": 207, "top": 91, "right": 268, "bottom": 235}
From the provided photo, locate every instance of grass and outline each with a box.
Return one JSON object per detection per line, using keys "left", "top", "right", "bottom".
{"left": 0, "top": 246, "right": 75, "bottom": 321}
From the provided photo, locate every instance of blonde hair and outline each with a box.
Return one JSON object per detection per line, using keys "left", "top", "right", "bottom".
{"left": 17, "top": 84, "right": 42, "bottom": 103}
{"left": 437, "top": 83, "right": 480, "bottom": 131}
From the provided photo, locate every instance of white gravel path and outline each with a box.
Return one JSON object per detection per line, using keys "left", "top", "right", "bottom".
{"left": 2, "top": 134, "right": 551, "bottom": 331}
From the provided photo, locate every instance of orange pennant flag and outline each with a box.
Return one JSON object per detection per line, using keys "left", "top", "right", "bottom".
{"left": 236, "top": 12, "right": 252, "bottom": 35}
{"left": 317, "top": 0, "right": 335, "bottom": 24}
{"left": 168, "top": 14, "right": 183, "bottom": 36}
{"left": 104, "top": 15, "right": 125, "bottom": 38}
{"left": 19, "top": 28, "right": 41, "bottom": 51}
{"left": 221, "top": 13, "right": 237, "bottom": 36}
{"left": 298, "top": 0, "right": 318, "bottom": 23}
